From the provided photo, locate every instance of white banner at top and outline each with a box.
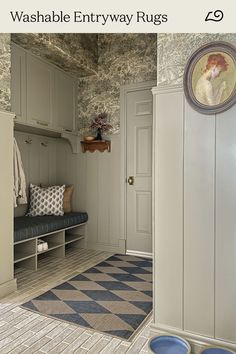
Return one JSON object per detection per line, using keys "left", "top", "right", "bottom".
{"left": 0, "top": 0, "right": 235, "bottom": 33}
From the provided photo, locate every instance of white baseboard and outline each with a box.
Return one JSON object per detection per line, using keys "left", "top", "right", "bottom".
{"left": 87, "top": 243, "right": 124, "bottom": 254}
{"left": 0, "top": 278, "right": 17, "bottom": 299}
{"left": 150, "top": 323, "right": 236, "bottom": 354}
{"left": 126, "top": 249, "right": 153, "bottom": 259}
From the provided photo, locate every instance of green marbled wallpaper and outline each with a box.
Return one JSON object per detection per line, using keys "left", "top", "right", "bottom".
{"left": 77, "top": 33, "right": 157, "bottom": 135}
{"left": 0, "top": 34, "right": 11, "bottom": 111}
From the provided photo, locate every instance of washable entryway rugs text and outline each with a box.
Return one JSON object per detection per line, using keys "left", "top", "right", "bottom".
{"left": 22, "top": 254, "right": 153, "bottom": 340}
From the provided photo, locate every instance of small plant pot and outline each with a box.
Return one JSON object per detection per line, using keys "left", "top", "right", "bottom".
{"left": 95, "top": 128, "right": 103, "bottom": 141}
{"left": 200, "top": 347, "right": 235, "bottom": 354}
{"left": 148, "top": 335, "right": 191, "bottom": 354}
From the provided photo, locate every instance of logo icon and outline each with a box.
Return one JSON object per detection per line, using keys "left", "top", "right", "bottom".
{"left": 205, "top": 10, "right": 224, "bottom": 22}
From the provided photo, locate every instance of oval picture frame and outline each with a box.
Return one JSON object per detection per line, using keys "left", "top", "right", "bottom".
{"left": 183, "top": 41, "right": 236, "bottom": 115}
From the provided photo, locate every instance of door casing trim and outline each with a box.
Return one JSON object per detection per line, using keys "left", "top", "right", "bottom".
{"left": 120, "top": 80, "right": 157, "bottom": 252}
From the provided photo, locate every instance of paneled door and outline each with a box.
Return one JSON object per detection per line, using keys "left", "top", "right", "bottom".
{"left": 126, "top": 86, "right": 153, "bottom": 255}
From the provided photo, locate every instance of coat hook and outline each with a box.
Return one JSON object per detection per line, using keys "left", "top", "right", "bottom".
{"left": 41, "top": 142, "right": 48, "bottom": 147}
{"left": 25, "top": 139, "right": 32, "bottom": 144}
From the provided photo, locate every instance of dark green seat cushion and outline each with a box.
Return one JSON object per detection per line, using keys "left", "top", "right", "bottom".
{"left": 14, "top": 212, "right": 88, "bottom": 243}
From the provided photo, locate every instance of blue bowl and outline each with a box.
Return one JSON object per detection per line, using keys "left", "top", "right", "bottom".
{"left": 148, "top": 335, "right": 191, "bottom": 354}
{"left": 201, "top": 348, "right": 235, "bottom": 354}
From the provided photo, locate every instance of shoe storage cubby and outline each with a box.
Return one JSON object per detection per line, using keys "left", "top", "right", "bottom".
{"left": 14, "top": 223, "right": 87, "bottom": 271}
{"left": 65, "top": 223, "right": 87, "bottom": 249}
{"left": 38, "top": 231, "right": 64, "bottom": 253}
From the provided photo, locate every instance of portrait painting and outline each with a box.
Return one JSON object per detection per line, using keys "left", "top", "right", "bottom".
{"left": 184, "top": 42, "right": 236, "bottom": 114}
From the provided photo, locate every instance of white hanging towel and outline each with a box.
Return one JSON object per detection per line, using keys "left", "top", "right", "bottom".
{"left": 13, "top": 138, "right": 27, "bottom": 207}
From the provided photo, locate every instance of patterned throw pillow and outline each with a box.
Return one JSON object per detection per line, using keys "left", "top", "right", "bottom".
{"left": 40, "top": 184, "right": 74, "bottom": 213}
{"left": 27, "top": 184, "right": 65, "bottom": 216}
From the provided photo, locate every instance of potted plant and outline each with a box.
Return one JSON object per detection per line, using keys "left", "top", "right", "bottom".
{"left": 90, "top": 112, "right": 112, "bottom": 140}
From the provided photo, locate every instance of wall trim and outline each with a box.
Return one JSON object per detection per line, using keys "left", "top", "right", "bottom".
{"left": 150, "top": 323, "right": 236, "bottom": 354}
{"left": 152, "top": 83, "right": 183, "bottom": 95}
{"left": 126, "top": 250, "right": 153, "bottom": 259}
{"left": 0, "top": 110, "right": 16, "bottom": 118}
{"left": 0, "top": 278, "right": 17, "bottom": 299}
{"left": 120, "top": 80, "right": 157, "bottom": 253}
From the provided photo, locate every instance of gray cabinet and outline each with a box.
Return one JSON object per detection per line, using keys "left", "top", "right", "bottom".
{"left": 54, "top": 68, "right": 76, "bottom": 132}
{"left": 11, "top": 44, "right": 27, "bottom": 123}
{"left": 11, "top": 43, "right": 76, "bottom": 133}
{"left": 26, "top": 55, "right": 54, "bottom": 128}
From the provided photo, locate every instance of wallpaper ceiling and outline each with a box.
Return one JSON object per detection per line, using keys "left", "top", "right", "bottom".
{"left": 11, "top": 33, "right": 98, "bottom": 77}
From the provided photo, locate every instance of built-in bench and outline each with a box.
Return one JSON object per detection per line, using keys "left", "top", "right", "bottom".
{"left": 14, "top": 212, "right": 88, "bottom": 271}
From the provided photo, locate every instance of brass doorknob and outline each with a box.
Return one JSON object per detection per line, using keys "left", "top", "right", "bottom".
{"left": 128, "top": 176, "right": 134, "bottom": 185}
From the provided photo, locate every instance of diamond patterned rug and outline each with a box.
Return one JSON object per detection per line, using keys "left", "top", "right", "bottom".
{"left": 22, "top": 254, "right": 153, "bottom": 340}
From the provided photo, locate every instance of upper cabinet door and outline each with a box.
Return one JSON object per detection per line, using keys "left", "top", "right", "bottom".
{"left": 54, "top": 68, "right": 76, "bottom": 132}
{"left": 11, "top": 44, "right": 76, "bottom": 134}
{"left": 11, "top": 44, "right": 27, "bottom": 123}
{"left": 26, "top": 55, "right": 54, "bottom": 128}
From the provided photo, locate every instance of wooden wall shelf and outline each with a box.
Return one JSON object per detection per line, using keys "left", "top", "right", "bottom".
{"left": 81, "top": 140, "right": 111, "bottom": 153}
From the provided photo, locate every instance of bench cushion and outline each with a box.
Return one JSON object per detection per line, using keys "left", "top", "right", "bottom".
{"left": 14, "top": 212, "right": 88, "bottom": 243}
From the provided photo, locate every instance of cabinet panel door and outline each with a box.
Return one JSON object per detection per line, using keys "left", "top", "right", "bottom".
{"left": 11, "top": 44, "right": 26, "bottom": 122}
{"left": 26, "top": 55, "right": 53, "bottom": 128}
{"left": 54, "top": 69, "right": 76, "bottom": 132}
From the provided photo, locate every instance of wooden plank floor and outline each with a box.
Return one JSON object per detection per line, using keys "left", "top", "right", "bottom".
{"left": 0, "top": 248, "right": 152, "bottom": 353}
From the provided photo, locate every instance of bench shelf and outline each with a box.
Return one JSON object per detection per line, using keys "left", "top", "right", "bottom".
{"left": 14, "top": 252, "right": 36, "bottom": 264}
{"left": 37, "top": 244, "right": 63, "bottom": 254}
{"left": 14, "top": 222, "right": 87, "bottom": 271}
{"left": 65, "top": 233, "right": 84, "bottom": 245}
